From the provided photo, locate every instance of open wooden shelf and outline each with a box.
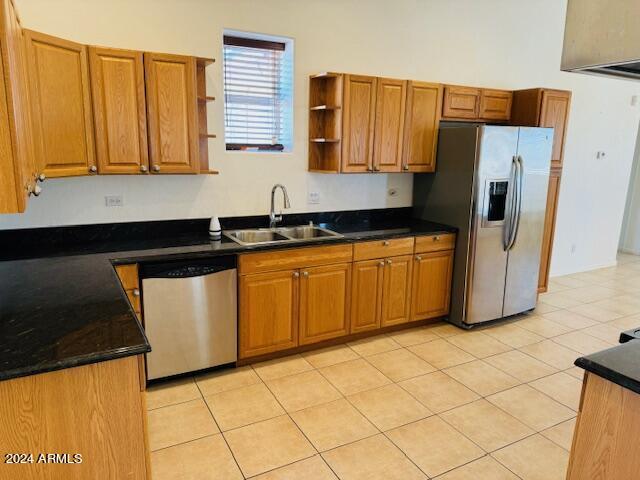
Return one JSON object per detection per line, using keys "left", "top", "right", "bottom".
{"left": 308, "top": 73, "right": 344, "bottom": 173}
{"left": 196, "top": 58, "right": 217, "bottom": 174}
{"left": 196, "top": 57, "right": 215, "bottom": 67}
{"left": 311, "top": 72, "right": 340, "bottom": 79}
{"left": 310, "top": 105, "right": 341, "bottom": 111}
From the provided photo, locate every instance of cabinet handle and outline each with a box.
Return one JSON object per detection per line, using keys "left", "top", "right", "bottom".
{"left": 133, "top": 288, "right": 140, "bottom": 297}
{"left": 152, "top": 165, "right": 160, "bottom": 172}
{"left": 386, "top": 259, "right": 392, "bottom": 265}
{"left": 302, "top": 271, "right": 309, "bottom": 277}
{"left": 36, "top": 173, "right": 46, "bottom": 182}
{"left": 89, "top": 165, "right": 97, "bottom": 173}
{"left": 433, "top": 236, "right": 440, "bottom": 242}
{"left": 293, "top": 272, "right": 299, "bottom": 278}
{"left": 373, "top": 165, "right": 380, "bottom": 172}
{"left": 140, "top": 165, "right": 148, "bottom": 173}
{"left": 416, "top": 255, "right": 422, "bottom": 261}
{"left": 378, "top": 261, "right": 385, "bottom": 267}
{"left": 402, "top": 165, "right": 409, "bottom": 171}
{"left": 32, "top": 184, "right": 42, "bottom": 197}
{"left": 367, "top": 166, "right": 373, "bottom": 172}
{"left": 383, "top": 240, "right": 389, "bottom": 246}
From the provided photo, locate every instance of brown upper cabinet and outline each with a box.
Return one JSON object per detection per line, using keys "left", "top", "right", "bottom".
{"left": 90, "top": 47, "right": 149, "bottom": 174}
{"left": 310, "top": 73, "right": 441, "bottom": 174}
{"left": 372, "top": 77, "right": 406, "bottom": 172}
{"left": 511, "top": 88, "right": 571, "bottom": 169}
{"left": 442, "top": 86, "right": 480, "bottom": 119}
{"left": 479, "top": 88, "right": 512, "bottom": 121}
{"left": 341, "top": 74, "right": 377, "bottom": 173}
{"left": 0, "top": 0, "right": 37, "bottom": 214}
{"left": 402, "top": 81, "right": 442, "bottom": 173}
{"left": 24, "top": 30, "right": 96, "bottom": 178}
{"left": 442, "top": 85, "right": 512, "bottom": 122}
{"left": 144, "top": 52, "right": 199, "bottom": 174}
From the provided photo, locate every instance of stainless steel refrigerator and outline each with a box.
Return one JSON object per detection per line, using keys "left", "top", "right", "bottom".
{"left": 413, "top": 125, "right": 553, "bottom": 327}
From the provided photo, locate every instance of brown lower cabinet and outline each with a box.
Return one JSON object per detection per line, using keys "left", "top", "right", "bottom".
{"left": 411, "top": 250, "right": 454, "bottom": 321}
{"left": 0, "top": 355, "right": 150, "bottom": 480}
{"left": 238, "top": 236, "right": 455, "bottom": 360}
{"left": 239, "top": 269, "right": 299, "bottom": 359}
{"left": 299, "top": 263, "right": 351, "bottom": 345}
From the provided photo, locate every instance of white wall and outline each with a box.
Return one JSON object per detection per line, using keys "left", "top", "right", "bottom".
{"left": 2, "top": 0, "right": 639, "bottom": 278}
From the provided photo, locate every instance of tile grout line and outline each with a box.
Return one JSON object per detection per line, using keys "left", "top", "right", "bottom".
{"left": 192, "top": 378, "right": 248, "bottom": 479}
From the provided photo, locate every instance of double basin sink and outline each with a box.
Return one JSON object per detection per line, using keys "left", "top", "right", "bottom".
{"left": 225, "top": 224, "right": 343, "bottom": 246}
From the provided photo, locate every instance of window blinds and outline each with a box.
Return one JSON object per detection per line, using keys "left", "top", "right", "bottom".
{"left": 223, "top": 35, "right": 291, "bottom": 150}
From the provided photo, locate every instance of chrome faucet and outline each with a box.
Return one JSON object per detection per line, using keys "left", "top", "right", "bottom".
{"left": 269, "top": 184, "right": 291, "bottom": 228}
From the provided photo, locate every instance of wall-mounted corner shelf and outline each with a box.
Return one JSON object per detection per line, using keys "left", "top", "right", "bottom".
{"left": 197, "top": 57, "right": 215, "bottom": 67}
{"left": 310, "top": 105, "right": 341, "bottom": 111}
{"left": 196, "top": 57, "right": 217, "bottom": 174}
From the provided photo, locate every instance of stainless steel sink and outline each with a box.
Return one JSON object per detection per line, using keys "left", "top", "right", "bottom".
{"left": 224, "top": 224, "right": 343, "bottom": 246}
{"left": 225, "top": 229, "right": 289, "bottom": 245}
{"left": 277, "top": 225, "right": 340, "bottom": 240}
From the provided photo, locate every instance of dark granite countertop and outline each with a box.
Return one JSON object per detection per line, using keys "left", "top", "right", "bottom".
{"left": 575, "top": 339, "right": 640, "bottom": 395}
{"left": 0, "top": 208, "right": 455, "bottom": 381}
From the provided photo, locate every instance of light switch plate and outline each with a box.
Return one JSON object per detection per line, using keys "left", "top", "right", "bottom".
{"left": 308, "top": 191, "right": 320, "bottom": 204}
{"left": 105, "top": 195, "right": 123, "bottom": 207}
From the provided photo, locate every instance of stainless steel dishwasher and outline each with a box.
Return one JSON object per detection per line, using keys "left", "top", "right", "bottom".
{"left": 140, "top": 256, "right": 237, "bottom": 381}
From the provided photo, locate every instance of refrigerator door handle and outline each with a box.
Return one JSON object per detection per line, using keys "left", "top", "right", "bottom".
{"left": 507, "top": 155, "right": 524, "bottom": 250}
{"left": 503, "top": 156, "right": 518, "bottom": 251}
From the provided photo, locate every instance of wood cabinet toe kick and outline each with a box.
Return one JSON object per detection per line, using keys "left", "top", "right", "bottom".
{"left": 238, "top": 234, "right": 455, "bottom": 361}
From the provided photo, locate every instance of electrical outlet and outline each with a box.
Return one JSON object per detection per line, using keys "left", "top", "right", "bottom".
{"left": 105, "top": 195, "right": 123, "bottom": 207}
{"left": 571, "top": 244, "right": 577, "bottom": 254}
{"left": 308, "top": 191, "right": 320, "bottom": 205}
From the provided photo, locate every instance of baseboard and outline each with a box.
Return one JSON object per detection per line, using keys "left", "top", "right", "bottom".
{"left": 549, "top": 260, "right": 618, "bottom": 279}
{"left": 619, "top": 246, "right": 640, "bottom": 256}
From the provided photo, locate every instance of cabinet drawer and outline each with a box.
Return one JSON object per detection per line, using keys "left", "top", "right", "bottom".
{"left": 116, "top": 264, "right": 139, "bottom": 290}
{"left": 353, "top": 237, "right": 414, "bottom": 261}
{"left": 415, "top": 233, "right": 456, "bottom": 253}
{"left": 239, "top": 244, "right": 353, "bottom": 275}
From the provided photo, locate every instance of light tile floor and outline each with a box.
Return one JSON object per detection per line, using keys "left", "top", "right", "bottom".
{"left": 146, "top": 252, "right": 640, "bottom": 479}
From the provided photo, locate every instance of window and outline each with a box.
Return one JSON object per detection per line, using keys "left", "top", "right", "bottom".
{"left": 223, "top": 32, "right": 293, "bottom": 152}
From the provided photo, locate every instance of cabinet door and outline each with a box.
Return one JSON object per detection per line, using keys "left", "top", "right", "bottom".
{"left": 411, "top": 250, "right": 454, "bottom": 321}
{"left": 299, "top": 263, "right": 351, "bottom": 345}
{"left": 90, "top": 47, "right": 149, "bottom": 174}
{"left": 540, "top": 90, "right": 571, "bottom": 169}
{"left": 402, "top": 81, "right": 442, "bottom": 173}
{"left": 0, "top": 0, "right": 36, "bottom": 213}
{"left": 538, "top": 169, "right": 561, "bottom": 292}
{"left": 24, "top": 30, "right": 96, "bottom": 177}
{"left": 144, "top": 52, "right": 198, "bottom": 174}
{"left": 373, "top": 78, "right": 406, "bottom": 172}
{"left": 341, "top": 74, "right": 376, "bottom": 173}
{"left": 381, "top": 254, "right": 413, "bottom": 327}
{"left": 479, "top": 89, "right": 512, "bottom": 121}
{"left": 351, "top": 259, "right": 384, "bottom": 333}
{"left": 442, "top": 86, "right": 480, "bottom": 119}
{"left": 239, "top": 270, "right": 299, "bottom": 359}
